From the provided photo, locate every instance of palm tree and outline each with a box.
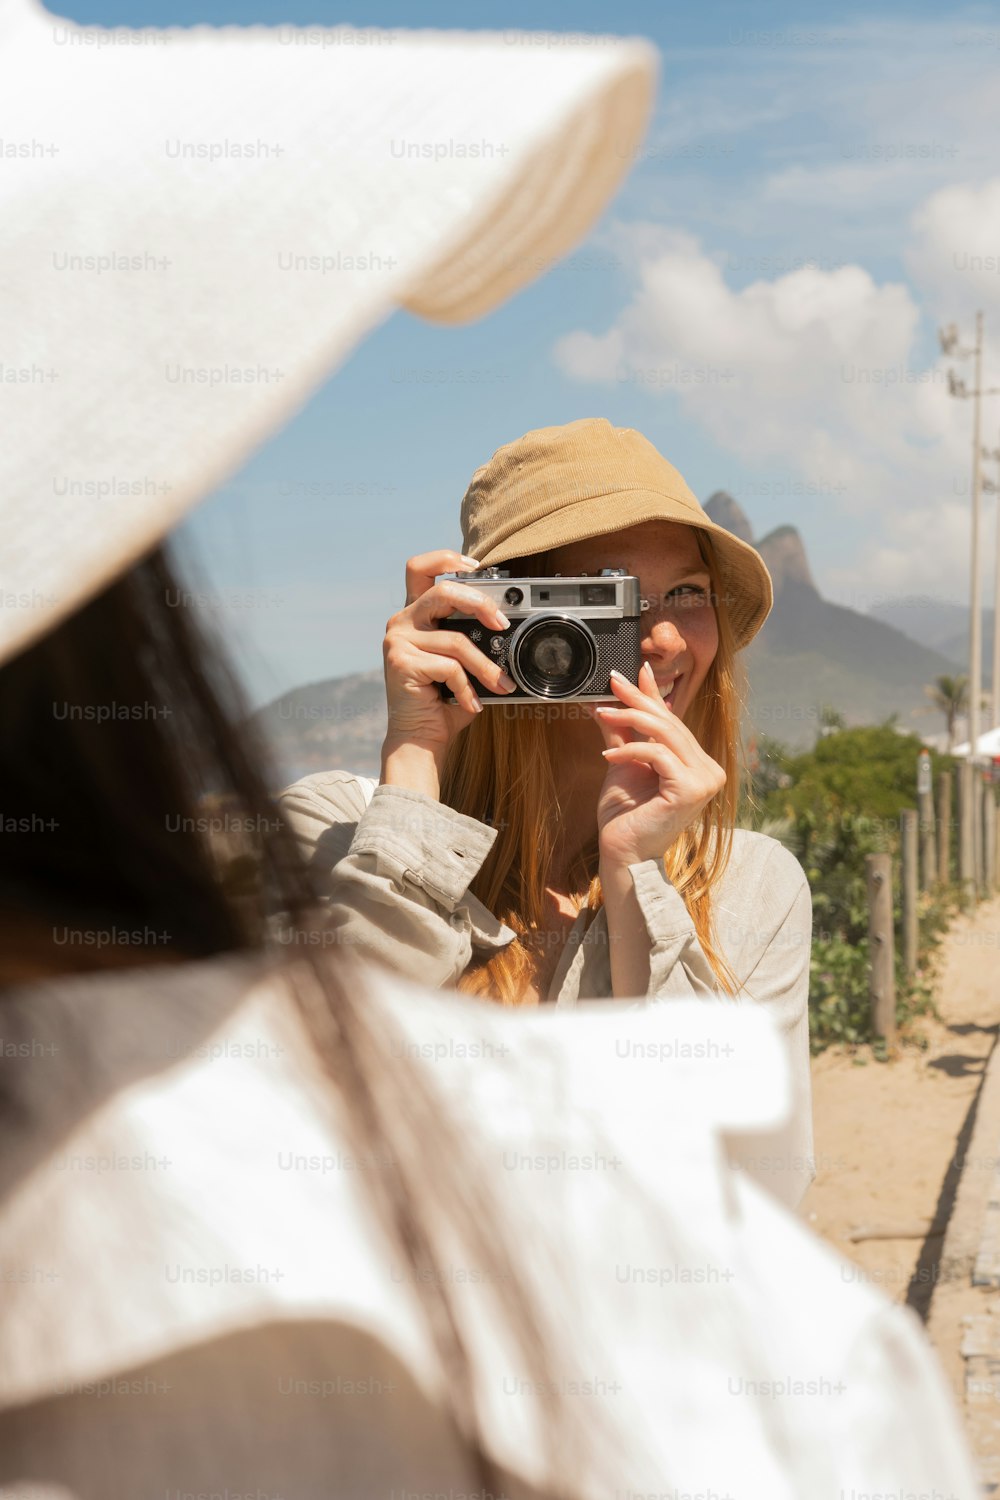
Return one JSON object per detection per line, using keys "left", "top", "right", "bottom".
{"left": 919, "top": 674, "right": 968, "bottom": 753}
{"left": 816, "top": 704, "right": 847, "bottom": 740}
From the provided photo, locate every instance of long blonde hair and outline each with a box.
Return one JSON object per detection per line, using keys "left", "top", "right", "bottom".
{"left": 440, "top": 528, "right": 751, "bottom": 1005}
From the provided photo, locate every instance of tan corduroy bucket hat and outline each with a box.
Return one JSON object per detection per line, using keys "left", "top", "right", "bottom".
{"left": 460, "top": 417, "right": 773, "bottom": 650}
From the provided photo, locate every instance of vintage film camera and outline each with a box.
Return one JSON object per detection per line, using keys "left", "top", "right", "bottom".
{"left": 435, "top": 566, "right": 642, "bottom": 704}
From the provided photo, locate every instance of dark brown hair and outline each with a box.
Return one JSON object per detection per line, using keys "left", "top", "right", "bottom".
{"left": 0, "top": 543, "right": 622, "bottom": 1499}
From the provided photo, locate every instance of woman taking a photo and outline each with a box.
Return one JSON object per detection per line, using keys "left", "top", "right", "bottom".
{"left": 281, "top": 417, "right": 816, "bottom": 1205}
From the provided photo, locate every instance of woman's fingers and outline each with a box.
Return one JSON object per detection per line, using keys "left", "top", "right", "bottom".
{"left": 404, "top": 549, "right": 481, "bottom": 607}
{"left": 595, "top": 704, "right": 693, "bottom": 755}
{"left": 410, "top": 579, "right": 509, "bottom": 634}
{"left": 405, "top": 630, "right": 515, "bottom": 697}
{"left": 609, "top": 665, "right": 662, "bottom": 708}
{"left": 602, "top": 744, "right": 671, "bottom": 780}
{"left": 382, "top": 554, "right": 496, "bottom": 755}
{"left": 602, "top": 738, "right": 726, "bottom": 797}
{"left": 399, "top": 648, "right": 483, "bottom": 717}
{"left": 600, "top": 741, "right": 674, "bottom": 774}
{"left": 583, "top": 704, "right": 630, "bottom": 751}
{"left": 638, "top": 660, "right": 666, "bottom": 704}
{"left": 385, "top": 582, "right": 510, "bottom": 699}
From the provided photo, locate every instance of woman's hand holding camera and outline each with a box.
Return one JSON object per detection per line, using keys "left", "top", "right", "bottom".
{"left": 380, "top": 549, "right": 517, "bottom": 797}
{"left": 588, "top": 662, "right": 726, "bottom": 868}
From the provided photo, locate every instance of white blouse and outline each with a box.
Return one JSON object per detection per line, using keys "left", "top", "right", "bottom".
{"left": 0, "top": 948, "right": 978, "bottom": 1500}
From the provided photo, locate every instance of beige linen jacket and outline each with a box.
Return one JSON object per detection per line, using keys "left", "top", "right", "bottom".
{"left": 279, "top": 769, "right": 816, "bottom": 1208}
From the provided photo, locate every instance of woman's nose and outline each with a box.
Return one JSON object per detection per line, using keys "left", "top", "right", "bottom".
{"left": 641, "top": 614, "right": 687, "bottom": 659}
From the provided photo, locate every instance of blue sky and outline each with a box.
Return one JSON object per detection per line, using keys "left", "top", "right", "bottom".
{"left": 64, "top": 0, "right": 1000, "bottom": 706}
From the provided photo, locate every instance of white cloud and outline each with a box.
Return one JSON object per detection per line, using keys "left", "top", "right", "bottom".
{"left": 906, "top": 178, "right": 1000, "bottom": 319}
{"left": 553, "top": 223, "right": 928, "bottom": 476}
{"left": 552, "top": 195, "right": 1000, "bottom": 611}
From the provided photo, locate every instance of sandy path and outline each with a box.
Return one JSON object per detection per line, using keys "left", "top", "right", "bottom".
{"left": 800, "top": 893, "right": 1000, "bottom": 1329}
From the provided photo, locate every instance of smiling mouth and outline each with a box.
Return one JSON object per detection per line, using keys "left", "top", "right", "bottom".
{"left": 657, "top": 674, "right": 683, "bottom": 707}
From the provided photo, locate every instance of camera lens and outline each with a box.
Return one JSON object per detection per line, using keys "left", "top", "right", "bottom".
{"left": 503, "top": 587, "right": 523, "bottom": 607}
{"left": 508, "top": 615, "right": 598, "bottom": 698}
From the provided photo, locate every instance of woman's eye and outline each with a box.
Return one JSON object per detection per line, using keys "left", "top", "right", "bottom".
{"left": 666, "top": 584, "right": 707, "bottom": 600}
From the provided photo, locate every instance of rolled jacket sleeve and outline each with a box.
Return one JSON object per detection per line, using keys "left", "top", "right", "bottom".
{"left": 627, "top": 860, "right": 720, "bottom": 1000}
{"left": 627, "top": 843, "right": 816, "bottom": 1212}
{"left": 279, "top": 775, "right": 515, "bottom": 988}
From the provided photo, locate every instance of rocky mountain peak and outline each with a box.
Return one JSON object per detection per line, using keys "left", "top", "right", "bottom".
{"left": 704, "top": 491, "right": 754, "bottom": 545}
{"left": 755, "top": 524, "right": 817, "bottom": 594}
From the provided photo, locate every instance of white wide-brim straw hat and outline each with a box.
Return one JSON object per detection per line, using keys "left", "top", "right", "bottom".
{"left": 0, "top": 0, "right": 657, "bottom": 668}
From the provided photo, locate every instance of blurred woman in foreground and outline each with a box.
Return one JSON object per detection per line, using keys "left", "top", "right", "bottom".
{"left": 0, "top": 542, "right": 979, "bottom": 1500}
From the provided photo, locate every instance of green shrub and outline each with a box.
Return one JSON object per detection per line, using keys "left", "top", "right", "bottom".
{"left": 740, "top": 722, "right": 972, "bottom": 1053}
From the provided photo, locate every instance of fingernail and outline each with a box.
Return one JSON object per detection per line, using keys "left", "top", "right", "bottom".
{"left": 498, "top": 673, "right": 516, "bottom": 692}
{"left": 495, "top": 610, "right": 511, "bottom": 630}
{"left": 610, "top": 669, "right": 628, "bottom": 682}
{"left": 471, "top": 695, "right": 483, "bottom": 712}
{"left": 461, "top": 555, "right": 481, "bottom": 566}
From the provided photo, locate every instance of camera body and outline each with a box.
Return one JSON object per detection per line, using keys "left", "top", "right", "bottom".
{"left": 435, "top": 566, "right": 642, "bottom": 703}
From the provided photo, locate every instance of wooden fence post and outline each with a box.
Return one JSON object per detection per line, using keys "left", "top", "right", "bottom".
{"left": 901, "top": 810, "right": 918, "bottom": 977}
{"left": 937, "top": 768, "right": 952, "bottom": 887}
{"left": 867, "top": 852, "right": 896, "bottom": 1044}
{"left": 918, "top": 784, "right": 936, "bottom": 892}
{"left": 974, "top": 769, "right": 985, "bottom": 900}
{"left": 985, "top": 784, "right": 998, "bottom": 897}
{"left": 959, "top": 761, "right": 975, "bottom": 912}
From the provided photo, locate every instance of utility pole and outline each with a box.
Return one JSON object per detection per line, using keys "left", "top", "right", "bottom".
{"left": 941, "top": 314, "right": 1000, "bottom": 896}
{"left": 984, "top": 436, "right": 1000, "bottom": 730}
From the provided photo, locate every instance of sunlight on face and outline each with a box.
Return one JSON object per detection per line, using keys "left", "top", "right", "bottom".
{"left": 548, "top": 520, "right": 720, "bottom": 718}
